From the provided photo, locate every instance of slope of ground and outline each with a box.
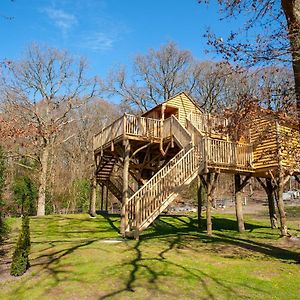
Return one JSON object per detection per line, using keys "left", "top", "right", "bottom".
{"left": 0, "top": 212, "right": 299, "bottom": 300}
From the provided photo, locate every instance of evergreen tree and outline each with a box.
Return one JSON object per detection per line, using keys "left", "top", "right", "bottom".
{"left": 10, "top": 216, "right": 31, "bottom": 276}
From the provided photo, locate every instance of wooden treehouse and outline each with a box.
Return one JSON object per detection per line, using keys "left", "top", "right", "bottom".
{"left": 92, "top": 92, "right": 300, "bottom": 238}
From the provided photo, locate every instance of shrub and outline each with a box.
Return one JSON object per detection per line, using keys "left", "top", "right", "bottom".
{"left": 10, "top": 216, "right": 31, "bottom": 276}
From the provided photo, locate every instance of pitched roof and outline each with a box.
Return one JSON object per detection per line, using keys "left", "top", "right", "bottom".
{"left": 141, "top": 91, "right": 203, "bottom": 116}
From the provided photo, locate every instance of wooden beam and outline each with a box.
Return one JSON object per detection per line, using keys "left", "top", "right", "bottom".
{"left": 200, "top": 175, "right": 208, "bottom": 191}
{"left": 120, "top": 139, "right": 131, "bottom": 237}
{"left": 206, "top": 173, "right": 212, "bottom": 236}
{"left": 130, "top": 143, "right": 151, "bottom": 159}
{"left": 256, "top": 177, "right": 267, "bottom": 191}
{"left": 105, "top": 185, "right": 109, "bottom": 211}
{"left": 240, "top": 175, "right": 251, "bottom": 191}
{"left": 100, "top": 183, "right": 104, "bottom": 211}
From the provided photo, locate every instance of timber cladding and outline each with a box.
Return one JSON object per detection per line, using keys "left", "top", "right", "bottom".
{"left": 165, "top": 93, "right": 202, "bottom": 126}
{"left": 250, "top": 117, "right": 279, "bottom": 169}
{"left": 250, "top": 115, "right": 300, "bottom": 171}
{"left": 278, "top": 124, "right": 300, "bottom": 169}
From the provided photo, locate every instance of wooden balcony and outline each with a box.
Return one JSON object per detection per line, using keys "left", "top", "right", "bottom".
{"left": 93, "top": 114, "right": 163, "bottom": 151}
{"left": 204, "top": 137, "right": 254, "bottom": 172}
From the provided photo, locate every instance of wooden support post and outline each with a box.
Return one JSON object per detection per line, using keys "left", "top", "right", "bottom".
{"left": 121, "top": 139, "right": 131, "bottom": 237}
{"left": 234, "top": 174, "right": 250, "bottom": 233}
{"left": 105, "top": 185, "right": 109, "bottom": 211}
{"left": 89, "top": 176, "right": 97, "bottom": 217}
{"left": 100, "top": 183, "right": 104, "bottom": 211}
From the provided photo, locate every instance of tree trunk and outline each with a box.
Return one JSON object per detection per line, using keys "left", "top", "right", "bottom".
{"left": 276, "top": 171, "right": 288, "bottom": 236}
{"left": 89, "top": 177, "right": 97, "bottom": 217}
{"left": 282, "top": 0, "right": 300, "bottom": 122}
{"left": 204, "top": 173, "right": 219, "bottom": 236}
{"left": 37, "top": 145, "right": 50, "bottom": 216}
{"left": 266, "top": 178, "right": 278, "bottom": 229}
{"left": 234, "top": 174, "right": 245, "bottom": 232}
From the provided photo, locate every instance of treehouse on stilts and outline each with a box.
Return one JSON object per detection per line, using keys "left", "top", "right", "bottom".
{"left": 92, "top": 92, "right": 300, "bottom": 238}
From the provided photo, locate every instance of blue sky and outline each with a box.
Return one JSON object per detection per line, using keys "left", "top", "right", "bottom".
{"left": 0, "top": 0, "right": 239, "bottom": 78}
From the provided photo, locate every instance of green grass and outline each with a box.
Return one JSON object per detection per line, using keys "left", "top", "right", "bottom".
{"left": 1, "top": 212, "right": 299, "bottom": 300}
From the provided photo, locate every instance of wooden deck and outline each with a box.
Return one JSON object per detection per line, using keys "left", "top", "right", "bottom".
{"left": 93, "top": 113, "right": 253, "bottom": 172}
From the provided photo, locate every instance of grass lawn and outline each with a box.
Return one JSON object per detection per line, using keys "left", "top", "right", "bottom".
{"left": 0, "top": 210, "right": 299, "bottom": 300}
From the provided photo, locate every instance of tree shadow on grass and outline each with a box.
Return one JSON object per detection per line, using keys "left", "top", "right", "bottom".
{"left": 10, "top": 214, "right": 121, "bottom": 297}
{"left": 99, "top": 214, "right": 300, "bottom": 299}
{"left": 98, "top": 212, "right": 120, "bottom": 233}
{"left": 7, "top": 214, "right": 299, "bottom": 299}
{"left": 145, "top": 216, "right": 300, "bottom": 262}
{"left": 99, "top": 225, "right": 270, "bottom": 300}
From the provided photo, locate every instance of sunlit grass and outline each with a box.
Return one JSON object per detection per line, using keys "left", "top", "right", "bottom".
{"left": 1, "top": 212, "right": 299, "bottom": 300}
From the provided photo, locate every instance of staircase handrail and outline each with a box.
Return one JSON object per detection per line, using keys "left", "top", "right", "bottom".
{"left": 170, "top": 115, "right": 192, "bottom": 148}
{"left": 127, "top": 143, "right": 192, "bottom": 203}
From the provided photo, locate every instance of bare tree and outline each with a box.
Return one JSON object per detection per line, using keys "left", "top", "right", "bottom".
{"left": 199, "top": 0, "right": 300, "bottom": 120}
{"left": 0, "top": 44, "right": 98, "bottom": 216}
{"left": 105, "top": 42, "right": 194, "bottom": 112}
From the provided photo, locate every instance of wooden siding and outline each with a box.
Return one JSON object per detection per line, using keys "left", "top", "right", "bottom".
{"left": 278, "top": 124, "right": 300, "bottom": 169}
{"left": 165, "top": 93, "right": 202, "bottom": 126}
{"left": 250, "top": 117, "right": 279, "bottom": 169}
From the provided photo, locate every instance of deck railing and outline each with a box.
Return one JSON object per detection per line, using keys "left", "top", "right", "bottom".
{"left": 204, "top": 138, "right": 253, "bottom": 168}
{"left": 93, "top": 114, "right": 163, "bottom": 150}
{"left": 125, "top": 114, "right": 161, "bottom": 138}
{"left": 187, "top": 119, "right": 253, "bottom": 168}
{"left": 188, "top": 112, "right": 228, "bottom": 135}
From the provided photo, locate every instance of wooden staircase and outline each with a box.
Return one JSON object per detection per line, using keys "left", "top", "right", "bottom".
{"left": 104, "top": 176, "right": 135, "bottom": 202}
{"left": 96, "top": 155, "right": 116, "bottom": 181}
{"left": 96, "top": 156, "right": 135, "bottom": 203}
{"left": 125, "top": 137, "right": 206, "bottom": 236}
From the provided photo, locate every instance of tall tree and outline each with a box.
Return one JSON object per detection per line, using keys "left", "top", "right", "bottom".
{"left": 0, "top": 44, "right": 98, "bottom": 216}
{"left": 199, "top": 0, "right": 300, "bottom": 120}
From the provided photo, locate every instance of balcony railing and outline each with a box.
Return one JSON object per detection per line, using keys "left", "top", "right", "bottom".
{"left": 204, "top": 137, "right": 253, "bottom": 169}
{"left": 93, "top": 114, "right": 163, "bottom": 151}
{"left": 188, "top": 112, "right": 228, "bottom": 135}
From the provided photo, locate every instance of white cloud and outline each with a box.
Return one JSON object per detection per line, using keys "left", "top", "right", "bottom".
{"left": 81, "top": 32, "right": 115, "bottom": 52}
{"left": 43, "top": 8, "right": 77, "bottom": 33}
